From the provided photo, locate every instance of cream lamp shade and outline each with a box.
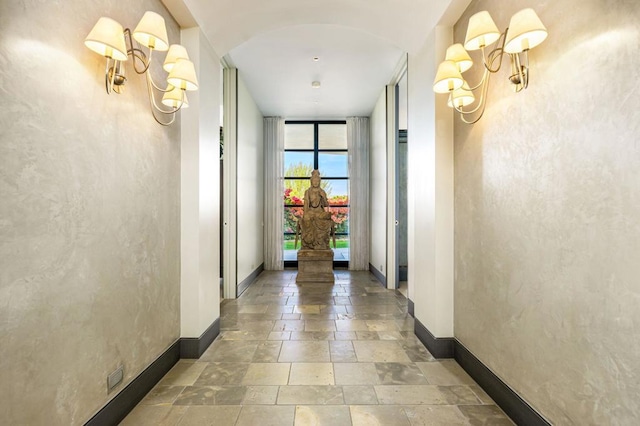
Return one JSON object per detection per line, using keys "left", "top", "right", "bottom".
{"left": 433, "top": 60, "right": 464, "bottom": 94}
{"left": 504, "top": 8, "right": 548, "bottom": 53}
{"left": 162, "top": 85, "right": 189, "bottom": 108}
{"left": 447, "top": 83, "right": 475, "bottom": 108}
{"left": 445, "top": 44, "right": 473, "bottom": 73}
{"left": 163, "top": 44, "right": 190, "bottom": 72}
{"left": 133, "top": 11, "right": 169, "bottom": 51}
{"left": 167, "top": 59, "right": 199, "bottom": 91}
{"left": 85, "top": 17, "right": 128, "bottom": 61}
{"left": 464, "top": 11, "right": 501, "bottom": 51}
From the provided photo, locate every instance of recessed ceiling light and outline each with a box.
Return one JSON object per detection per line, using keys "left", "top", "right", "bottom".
{"left": 311, "top": 81, "right": 321, "bottom": 88}
{"left": 313, "top": 56, "right": 319, "bottom": 62}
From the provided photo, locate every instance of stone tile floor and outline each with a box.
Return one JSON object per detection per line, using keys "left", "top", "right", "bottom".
{"left": 121, "top": 270, "right": 513, "bottom": 425}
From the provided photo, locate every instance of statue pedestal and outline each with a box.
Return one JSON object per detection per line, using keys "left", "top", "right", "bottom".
{"left": 296, "top": 249, "right": 335, "bottom": 283}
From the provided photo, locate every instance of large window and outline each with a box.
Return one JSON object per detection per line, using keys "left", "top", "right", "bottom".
{"left": 284, "top": 121, "right": 349, "bottom": 262}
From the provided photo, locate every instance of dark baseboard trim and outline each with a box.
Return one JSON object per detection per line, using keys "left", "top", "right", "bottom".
{"left": 413, "top": 317, "right": 455, "bottom": 359}
{"left": 85, "top": 317, "right": 222, "bottom": 424}
{"left": 180, "top": 317, "right": 220, "bottom": 359}
{"left": 454, "top": 341, "right": 551, "bottom": 426}
{"left": 407, "top": 298, "right": 414, "bottom": 317}
{"left": 85, "top": 339, "right": 180, "bottom": 426}
{"left": 412, "top": 319, "right": 550, "bottom": 425}
{"left": 369, "top": 263, "right": 386, "bottom": 287}
{"left": 237, "top": 263, "right": 264, "bottom": 297}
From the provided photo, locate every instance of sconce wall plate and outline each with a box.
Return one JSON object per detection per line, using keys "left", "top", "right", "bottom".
{"left": 85, "top": 11, "right": 198, "bottom": 126}
{"left": 433, "top": 8, "right": 547, "bottom": 124}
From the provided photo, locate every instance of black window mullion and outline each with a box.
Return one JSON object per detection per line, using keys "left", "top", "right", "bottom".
{"left": 313, "top": 123, "right": 319, "bottom": 169}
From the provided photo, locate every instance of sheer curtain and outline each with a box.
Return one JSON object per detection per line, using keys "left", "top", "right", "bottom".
{"left": 347, "top": 117, "right": 370, "bottom": 270}
{"left": 263, "top": 117, "right": 285, "bottom": 270}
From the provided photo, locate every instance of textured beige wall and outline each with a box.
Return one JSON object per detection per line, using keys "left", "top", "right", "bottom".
{"left": 0, "top": 1, "right": 181, "bottom": 424}
{"left": 454, "top": 0, "right": 640, "bottom": 423}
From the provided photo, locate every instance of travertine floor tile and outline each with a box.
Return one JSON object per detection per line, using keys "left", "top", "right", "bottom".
{"left": 335, "top": 319, "right": 368, "bottom": 331}
{"left": 140, "top": 385, "right": 185, "bottom": 405}
{"left": 159, "top": 361, "right": 208, "bottom": 386}
{"left": 304, "top": 320, "right": 337, "bottom": 332}
{"left": 458, "top": 405, "right": 515, "bottom": 425}
{"left": 236, "top": 405, "right": 295, "bottom": 426}
{"left": 365, "top": 320, "right": 400, "bottom": 331}
{"left": 277, "top": 385, "right": 344, "bottom": 405}
{"left": 123, "top": 271, "right": 511, "bottom": 426}
{"left": 334, "top": 362, "right": 379, "bottom": 385}
{"left": 237, "top": 304, "right": 269, "bottom": 313}
{"left": 199, "top": 341, "right": 259, "bottom": 363}
{"left": 290, "top": 331, "right": 335, "bottom": 341}
{"left": 279, "top": 341, "right": 331, "bottom": 362}
{"left": 289, "top": 363, "right": 335, "bottom": 385}
{"left": 374, "top": 362, "right": 428, "bottom": 385}
{"left": 242, "top": 386, "right": 279, "bottom": 405}
{"left": 219, "top": 331, "right": 270, "bottom": 340}
{"left": 268, "top": 331, "right": 292, "bottom": 340}
{"left": 342, "top": 385, "right": 379, "bottom": 405}
{"left": 469, "top": 384, "right": 496, "bottom": 404}
{"left": 329, "top": 340, "right": 358, "bottom": 362}
{"left": 242, "top": 363, "right": 291, "bottom": 385}
{"left": 416, "top": 359, "right": 476, "bottom": 385}
{"left": 353, "top": 341, "right": 412, "bottom": 362}
{"left": 120, "top": 405, "right": 187, "bottom": 426}
{"left": 403, "top": 405, "right": 469, "bottom": 425}
{"left": 374, "top": 385, "right": 480, "bottom": 405}
{"left": 177, "top": 406, "right": 241, "bottom": 426}
{"left": 294, "top": 405, "right": 352, "bottom": 426}
{"left": 173, "top": 386, "right": 246, "bottom": 405}
{"left": 252, "top": 341, "right": 283, "bottom": 362}
{"left": 194, "top": 363, "right": 249, "bottom": 386}
{"left": 294, "top": 305, "right": 322, "bottom": 314}
{"left": 349, "top": 405, "right": 411, "bottom": 426}
{"left": 400, "top": 339, "right": 436, "bottom": 362}
{"left": 334, "top": 331, "right": 357, "bottom": 340}
{"left": 274, "top": 319, "right": 307, "bottom": 331}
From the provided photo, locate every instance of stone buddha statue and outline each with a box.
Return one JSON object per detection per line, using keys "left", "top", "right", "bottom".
{"left": 295, "top": 170, "right": 336, "bottom": 250}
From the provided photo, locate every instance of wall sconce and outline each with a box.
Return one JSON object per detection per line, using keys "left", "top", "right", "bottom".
{"left": 84, "top": 12, "right": 198, "bottom": 126}
{"left": 433, "top": 8, "right": 547, "bottom": 124}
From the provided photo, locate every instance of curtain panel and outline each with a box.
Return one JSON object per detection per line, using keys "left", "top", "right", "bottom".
{"left": 263, "top": 117, "right": 285, "bottom": 270}
{"left": 347, "top": 117, "right": 370, "bottom": 271}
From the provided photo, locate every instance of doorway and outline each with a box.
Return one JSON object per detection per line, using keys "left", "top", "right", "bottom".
{"left": 397, "top": 71, "right": 408, "bottom": 284}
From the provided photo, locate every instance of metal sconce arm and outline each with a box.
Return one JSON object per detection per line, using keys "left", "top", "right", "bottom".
{"left": 433, "top": 8, "right": 547, "bottom": 124}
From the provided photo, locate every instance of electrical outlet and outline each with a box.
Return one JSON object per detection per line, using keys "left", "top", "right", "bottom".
{"left": 107, "top": 366, "right": 124, "bottom": 393}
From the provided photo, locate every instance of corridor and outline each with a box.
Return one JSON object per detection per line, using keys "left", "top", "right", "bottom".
{"left": 121, "top": 271, "right": 512, "bottom": 425}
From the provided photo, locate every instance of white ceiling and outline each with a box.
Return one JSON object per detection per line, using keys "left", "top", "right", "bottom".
{"left": 228, "top": 25, "right": 403, "bottom": 118}
{"left": 162, "top": 0, "right": 460, "bottom": 119}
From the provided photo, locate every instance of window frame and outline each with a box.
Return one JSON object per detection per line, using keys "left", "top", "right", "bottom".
{"left": 284, "top": 120, "right": 349, "bottom": 267}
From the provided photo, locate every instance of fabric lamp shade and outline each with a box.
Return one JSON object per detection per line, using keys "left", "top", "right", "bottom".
{"left": 167, "top": 59, "right": 198, "bottom": 91}
{"left": 162, "top": 85, "right": 188, "bottom": 109}
{"left": 163, "top": 44, "right": 190, "bottom": 72}
{"left": 433, "top": 60, "right": 464, "bottom": 94}
{"left": 85, "top": 17, "right": 128, "bottom": 61}
{"left": 133, "top": 11, "right": 169, "bottom": 51}
{"left": 464, "top": 11, "right": 501, "bottom": 51}
{"left": 504, "top": 8, "right": 548, "bottom": 53}
{"left": 447, "top": 83, "right": 475, "bottom": 108}
{"left": 445, "top": 43, "right": 473, "bottom": 73}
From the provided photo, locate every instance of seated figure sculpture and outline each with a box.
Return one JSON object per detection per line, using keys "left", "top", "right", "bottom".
{"left": 295, "top": 170, "right": 336, "bottom": 250}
